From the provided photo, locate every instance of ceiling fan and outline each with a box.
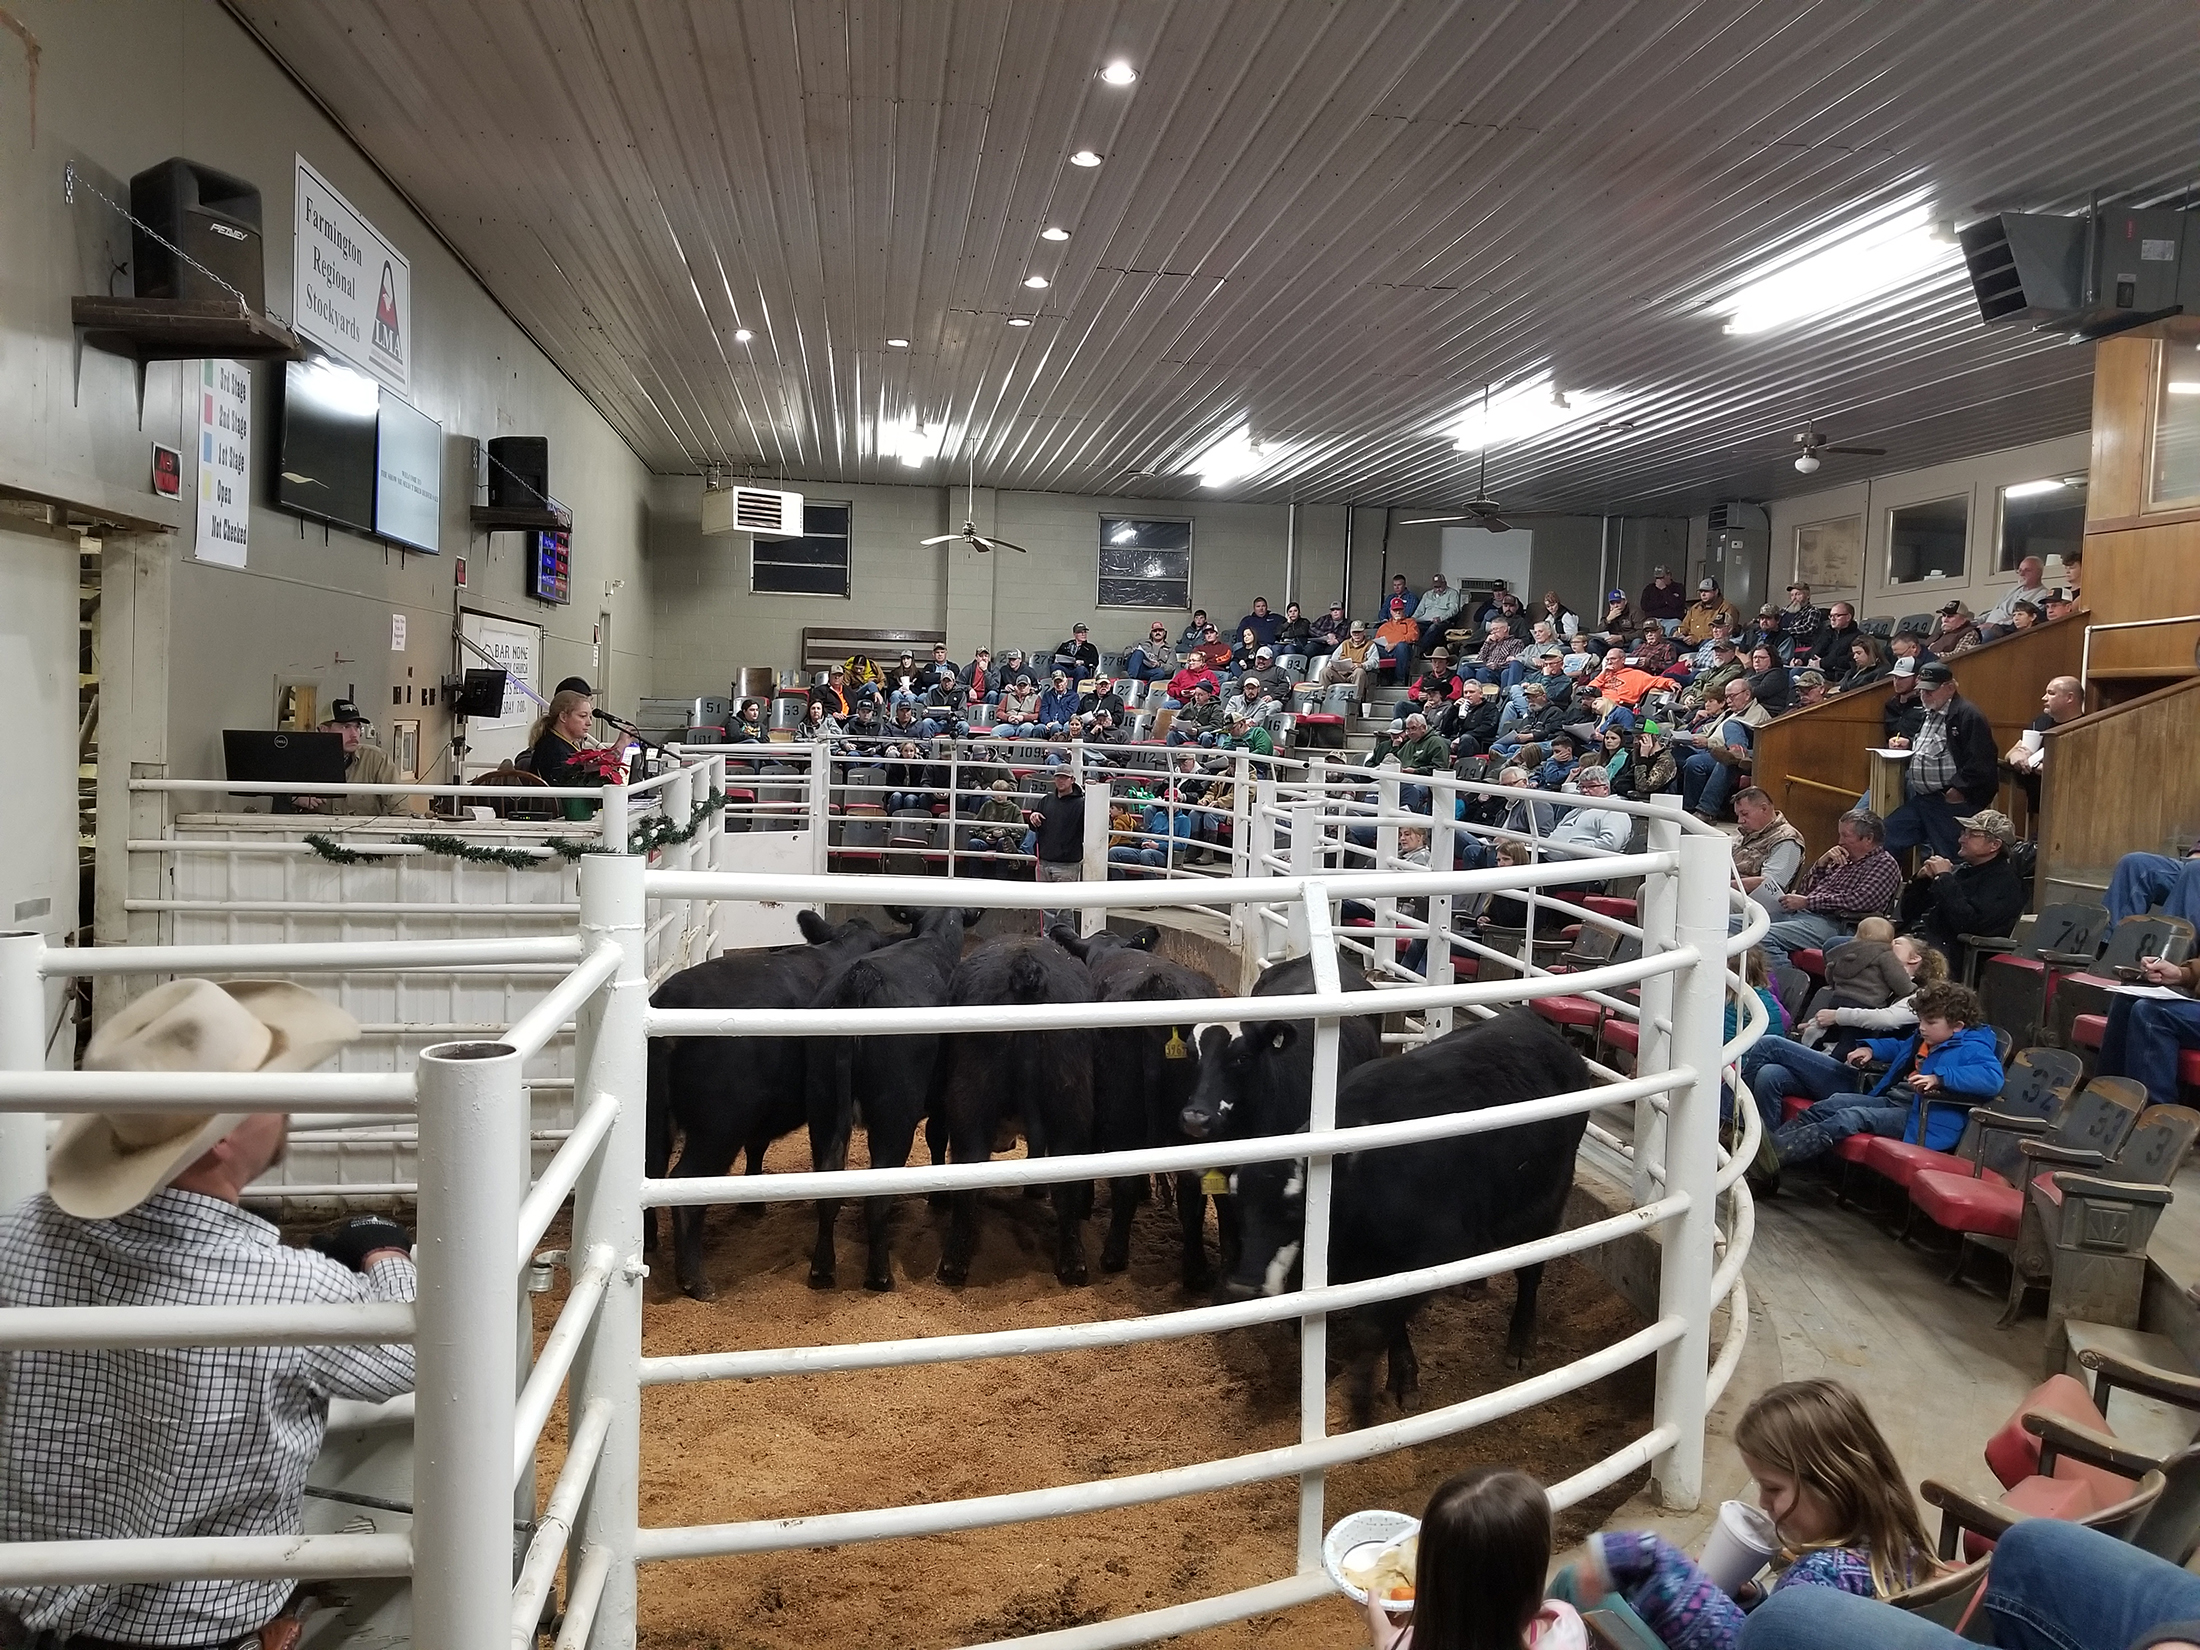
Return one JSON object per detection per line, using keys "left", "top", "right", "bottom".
{"left": 1792, "top": 426, "right": 1886, "bottom": 474}
{"left": 919, "top": 458, "right": 1030, "bottom": 553}
{"left": 1400, "top": 386, "right": 1512, "bottom": 532}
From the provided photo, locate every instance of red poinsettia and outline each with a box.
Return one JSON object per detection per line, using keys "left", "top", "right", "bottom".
{"left": 564, "top": 746, "right": 630, "bottom": 784}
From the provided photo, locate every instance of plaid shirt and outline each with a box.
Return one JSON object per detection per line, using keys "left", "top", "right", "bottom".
{"left": 1907, "top": 706, "right": 1959, "bottom": 795}
{"left": 0, "top": 1190, "right": 415, "bottom": 1646}
{"left": 1799, "top": 845, "right": 1904, "bottom": 920}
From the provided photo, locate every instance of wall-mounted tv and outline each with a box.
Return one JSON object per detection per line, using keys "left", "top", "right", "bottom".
{"left": 527, "top": 529, "right": 570, "bottom": 604}
{"left": 276, "top": 356, "right": 378, "bottom": 534}
{"left": 374, "top": 389, "right": 442, "bottom": 552}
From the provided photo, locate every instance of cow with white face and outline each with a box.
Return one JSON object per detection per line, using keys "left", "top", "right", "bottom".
{"left": 1178, "top": 953, "right": 1383, "bottom": 1144}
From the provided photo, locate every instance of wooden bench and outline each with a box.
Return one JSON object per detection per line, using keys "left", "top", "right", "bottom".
{"left": 800, "top": 626, "right": 948, "bottom": 674}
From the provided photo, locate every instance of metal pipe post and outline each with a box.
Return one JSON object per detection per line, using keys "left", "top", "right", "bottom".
{"left": 599, "top": 784, "right": 629, "bottom": 854}
{"left": 1651, "top": 831, "right": 1730, "bottom": 1511}
{"left": 1633, "top": 809, "right": 1682, "bottom": 1206}
{"left": 0, "top": 932, "right": 47, "bottom": 1213}
{"left": 1296, "top": 887, "right": 1342, "bottom": 1569}
{"left": 568, "top": 854, "right": 648, "bottom": 1648}
{"left": 412, "top": 1039, "right": 526, "bottom": 1650}
{"left": 1079, "top": 779, "right": 1110, "bottom": 937}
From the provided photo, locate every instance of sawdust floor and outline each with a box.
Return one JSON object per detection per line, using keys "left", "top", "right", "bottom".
{"left": 531, "top": 1132, "right": 1653, "bottom": 1650}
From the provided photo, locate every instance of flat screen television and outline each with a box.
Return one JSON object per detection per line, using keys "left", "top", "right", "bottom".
{"left": 276, "top": 356, "right": 378, "bottom": 534}
{"left": 374, "top": 389, "right": 442, "bottom": 552}
{"left": 527, "top": 528, "right": 571, "bottom": 604}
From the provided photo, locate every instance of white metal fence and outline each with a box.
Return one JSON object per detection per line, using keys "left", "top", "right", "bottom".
{"left": 4, "top": 771, "right": 1767, "bottom": 1650}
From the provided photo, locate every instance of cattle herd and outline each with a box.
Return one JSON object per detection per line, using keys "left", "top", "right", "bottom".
{"left": 645, "top": 908, "right": 1593, "bottom": 1425}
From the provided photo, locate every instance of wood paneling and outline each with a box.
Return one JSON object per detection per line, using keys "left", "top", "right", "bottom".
{"left": 2039, "top": 675, "right": 2200, "bottom": 898}
{"left": 2087, "top": 336, "right": 2156, "bottom": 525}
{"left": 1753, "top": 620, "right": 2086, "bottom": 856}
{"left": 2077, "top": 516, "right": 2200, "bottom": 675}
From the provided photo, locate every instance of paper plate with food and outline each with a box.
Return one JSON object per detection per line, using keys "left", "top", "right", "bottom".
{"left": 1323, "top": 1508, "right": 1421, "bottom": 1611}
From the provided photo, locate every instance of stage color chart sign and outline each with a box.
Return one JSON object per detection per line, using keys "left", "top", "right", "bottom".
{"left": 195, "top": 359, "right": 251, "bottom": 569}
{"left": 293, "top": 155, "right": 412, "bottom": 394}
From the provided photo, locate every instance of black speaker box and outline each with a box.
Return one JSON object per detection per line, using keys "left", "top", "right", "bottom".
{"left": 129, "top": 157, "right": 265, "bottom": 310}
{"left": 487, "top": 436, "right": 551, "bottom": 510}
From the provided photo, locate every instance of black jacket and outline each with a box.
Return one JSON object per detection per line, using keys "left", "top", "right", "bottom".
{"left": 1882, "top": 689, "right": 1925, "bottom": 744}
{"left": 1932, "top": 694, "right": 2002, "bottom": 803}
{"left": 1445, "top": 697, "right": 1504, "bottom": 753}
{"left": 1905, "top": 849, "right": 2027, "bottom": 960}
{"left": 1029, "top": 785, "right": 1086, "bottom": 863}
{"left": 1053, "top": 640, "right": 1100, "bottom": 675}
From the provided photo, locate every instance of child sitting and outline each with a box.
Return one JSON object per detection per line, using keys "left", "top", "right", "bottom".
{"left": 1566, "top": 1379, "right": 1936, "bottom": 1650}
{"left": 1364, "top": 1467, "right": 1586, "bottom": 1650}
{"left": 1823, "top": 917, "right": 1913, "bottom": 1012}
{"left": 1798, "top": 934, "right": 1943, "bottom": 1049}
{"left": 1768, "top": 981, "right": 2003, "bottom": 1168}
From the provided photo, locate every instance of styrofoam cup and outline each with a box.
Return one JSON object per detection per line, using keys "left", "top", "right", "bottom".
{"left": 1697, "top": 1499, "right": 1779, "bottom": 1595}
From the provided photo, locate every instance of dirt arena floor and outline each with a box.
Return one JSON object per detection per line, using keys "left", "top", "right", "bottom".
{"left": 530, "top": 1131, "right": 1655, "bottom": 1650}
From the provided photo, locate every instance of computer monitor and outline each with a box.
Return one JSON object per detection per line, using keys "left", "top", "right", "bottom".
{"left": 451, "top": 667, "right": 509, "bottom": 719}
{"left": 222, "top": 729, "right": 347, "bottom": 814}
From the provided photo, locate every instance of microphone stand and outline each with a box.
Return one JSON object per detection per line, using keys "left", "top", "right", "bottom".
{"left": 593, "top": 709, "right": 676, "bottom": 779}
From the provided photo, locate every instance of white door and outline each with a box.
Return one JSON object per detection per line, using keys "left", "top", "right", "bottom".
{"left": 458, "top": 610, "right": 543, "bottom": 772}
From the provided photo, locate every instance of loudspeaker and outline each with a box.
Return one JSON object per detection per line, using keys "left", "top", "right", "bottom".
{"left": 129, "top": 158, "right": 265, "bottom": 310}
{"left": 487, "top": 436, "right": 551, "bottom": 510}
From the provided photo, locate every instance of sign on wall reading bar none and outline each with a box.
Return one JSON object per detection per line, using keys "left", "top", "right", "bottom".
{"left": 293, "top": 155, "right": 411, "bottom": 394}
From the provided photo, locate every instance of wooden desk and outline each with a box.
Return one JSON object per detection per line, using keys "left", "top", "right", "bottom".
{"left": 1867, "top": 748, "right": 1911, "bottom": 821}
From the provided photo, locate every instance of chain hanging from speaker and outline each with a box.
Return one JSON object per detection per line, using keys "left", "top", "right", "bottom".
{"left": 63, "top": 159, "right": 262, "bottom": 319}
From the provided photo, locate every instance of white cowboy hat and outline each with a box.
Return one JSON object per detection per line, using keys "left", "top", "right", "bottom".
{"left": 47, "top": 979, "right": 360, "bottom": 1219}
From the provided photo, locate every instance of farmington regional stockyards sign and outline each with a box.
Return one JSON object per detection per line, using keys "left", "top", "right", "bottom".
{"left": 293, "top": 155, "right": 411, "bottom": 394}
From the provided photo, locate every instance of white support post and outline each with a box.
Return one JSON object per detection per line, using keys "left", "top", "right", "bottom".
{"left": 1634, "top": 808, "right": 1683, "bottom": 1207}
{"left": 0, "top": 931, "right": 46, "bottom": 1213}
{"left": 1296, "top": 884, "right": 1342, "bottom": 1571}
{"left": 1651, "top": 830, "right": 1731, "bottom": 1512}
{"left": 662, "top": 765, "right": 693, "bottom": 969}
{"left": 1427, "top": 778, "right": 1455, "bottom": 1025}
{"left": 412, "top": 1039, "right": 526, "bottom": 1650}
{"left": 599, "top": 784, "right": 630, "bottom": 854}
{"left": 568, "top": 854, "right": 648, "bottom": 1648}
{"left": 808, "top": 745, "right": 831, "bottom": 874}
{"left": 1286, "top": 802, "right": 1320, "bottom": 956}
{"left": 1079, "top": 779, "right": 1111, "bottom": 937}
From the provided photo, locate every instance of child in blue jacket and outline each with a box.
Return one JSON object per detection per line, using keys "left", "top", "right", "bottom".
{"left": 1769, "top": 981, "right": 2002, "bottom": 1168}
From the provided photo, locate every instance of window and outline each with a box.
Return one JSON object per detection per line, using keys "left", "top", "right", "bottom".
{"left": 2151, "top": 340, "right": 2200, "bottom": 508}
{"left": 1097, "top": 517, "right": 1191, "bottom": 609}
{"left": 752, "top": 502, "right": 850, "bottom": 596}
{"left": 1885, "top": 495, "right": 1968, "bottom": 586}
{"left": 1996, "top": 478, "right": 2086, "bottom": 573}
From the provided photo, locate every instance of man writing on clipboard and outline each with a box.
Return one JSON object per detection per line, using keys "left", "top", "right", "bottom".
{"left": 2097, "top": 952, "right": 2200, "bottom": 1109}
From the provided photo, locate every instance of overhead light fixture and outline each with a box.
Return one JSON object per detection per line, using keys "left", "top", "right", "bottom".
{"left": 1040, "top": 226, "right": 1071, "bottom": 241}
{"left": 1447, "top": 372, "right": 1616, "bottom": 453}
{"left": 1070, "top": 150, "right": 1103, "bottom": 168}
{"left": 733, "top": 328, "right": 754, "bottom": 343}
{"left": 1100, "top": 62, "right": 1137, "bottom": 85}
{"left": 2003, "top": 478, "right": 2067, "bottom": 499}
{"left": 1794, "top": 451, "right": 1821, "bottom": 475}
{"left": 888, "top": 338, "right": 911, "bottom": 349}
{"left": 1110, "top": 522, "right": 1139, "bottom": 543}
{"left": 1715, "top": 202, "right": 1959, "bottom": 336}
{"left": 1023, "top": 275, "right": 1050, "bottom": 289}
{"left": 883, "top": 419, "right": 935, "bottom": 468}
{"left": 2166, "top": 380, "right": 2200, "bottom": 395}
{"left": 1182, "top": 424, "right": 1287, "bottom": 489}
{"left": 1007, "top": 316, "right": 1033, "bottom": 327}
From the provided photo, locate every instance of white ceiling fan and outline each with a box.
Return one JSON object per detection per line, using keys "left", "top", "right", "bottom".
{"left": 920, "top": 458, "right": 1031, "bottom": 554}
{"left": 1400, "top": 386, "right": 1512, "bottom": 533}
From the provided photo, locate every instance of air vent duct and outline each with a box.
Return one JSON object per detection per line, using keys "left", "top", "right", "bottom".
{"left": 701, "top": 485, "right": 804, "bottom": 538}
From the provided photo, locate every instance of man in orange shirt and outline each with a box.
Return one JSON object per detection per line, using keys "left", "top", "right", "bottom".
{"left": 1373, "top": 596, "right": 1421, "bottom": 682}
{"left": 1586, "top": 645, "right": 1667, "bottom": 708}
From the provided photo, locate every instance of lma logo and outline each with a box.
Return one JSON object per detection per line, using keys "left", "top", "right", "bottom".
{"left": 373, "top": 262, "right": 404, "bottom": 366}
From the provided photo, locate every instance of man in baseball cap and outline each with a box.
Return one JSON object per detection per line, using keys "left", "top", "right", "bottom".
{"left": 297, "top": 699, "right": 407, "bottom": 817}
{"left": 1884, "top": 659, "right": 1999, "bottom": 860}
{"left": 0, "top": 979, "right": 415, "bottom": 1648}
{"left": 1902, "top": 808, "right": 2026, "bottom": 969}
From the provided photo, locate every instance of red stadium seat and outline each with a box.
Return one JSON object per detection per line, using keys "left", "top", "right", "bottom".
{"left": 1782, "top": 1096, "right": 1812, "bottom": 1125}
{"left": 1582, "top": 896, "right": 1638, "bottom": 924}
{"left": 1860, "top": 1136, "right": 2011, "bottom": 1191}
{"left": 1908, "top": 1167, "right": 2028, "bottom": 1242}
{"left": 1294, "top": 712, "right": 1345, "bottom": 749}
{"left": 1600, "top": 1020, "right": 1640, "bottom": 1055}
{"left": 2071, "top": 1014, "right": 2106, "bottom": 1050}
{"left": 1531, "top": 996, "right": 1604, "bottom": 1030}
{"left": 724, "top": 788, "right": 756, "bottom": 805}
{"left": 1791, "top": 948, "right": 1827, "bottom": 981}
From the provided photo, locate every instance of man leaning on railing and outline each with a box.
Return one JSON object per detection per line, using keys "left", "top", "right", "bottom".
{"left": 0, "top": 981, "right": 415, "bottom": 1650}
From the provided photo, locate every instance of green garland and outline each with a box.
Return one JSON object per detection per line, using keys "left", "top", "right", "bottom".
{"left": 301, "top": 788, "right": 726, "bottom": 869}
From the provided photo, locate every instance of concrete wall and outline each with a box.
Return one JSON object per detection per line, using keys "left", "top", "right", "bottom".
{"left": 1, "top": 0, "right": 654, "bottom": 785}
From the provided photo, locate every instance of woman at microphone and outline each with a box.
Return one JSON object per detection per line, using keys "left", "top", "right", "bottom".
{"left": 528, "top": 688, "right": 598, "bottom": 789}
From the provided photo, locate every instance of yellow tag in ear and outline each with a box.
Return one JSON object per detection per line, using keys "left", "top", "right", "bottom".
{"left": 1201, "top": 1169, "right": 1229, "bottom": 1196}
{"left": 1164, "top": 1027, "right": 1188, "bottom": 1061}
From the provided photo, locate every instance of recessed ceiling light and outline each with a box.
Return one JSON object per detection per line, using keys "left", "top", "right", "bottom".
{"left": 733, "top": 328, "right": 754, "bottom": 343}
{"left": 1100, "top": 62, "right": 1137, "bottom": 85}
{"left": 1070, "top": 150, "right": 1103, "bottom": 168}
{"left": 2003, "top": 479, "right": 2067, "bottom": 499}
{"left": 887, "top": 337, "right": 910, "bottom": 348}
{"left": 2167, "top": 380, "right": 2200, "bottom": 395}
{"left": 1023, "top": 276, "right": 1050, "bottom": 289}
{"left": 1007, "top": 316, "right": 1033, "bottom": 327}
{"left": 1040, "top": 226, "right": 1071, "bottom": 242}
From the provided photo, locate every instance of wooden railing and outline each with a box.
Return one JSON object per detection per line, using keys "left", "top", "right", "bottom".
{"left": 1751, "top": 617, "right": 2087, "bottom": 855}
{"left": 2038, "top": 673, "right": 2200, "bottom": 906}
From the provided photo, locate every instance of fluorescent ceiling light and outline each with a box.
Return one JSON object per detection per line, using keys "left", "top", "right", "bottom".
{"left": 1070, "top": 150, "right": 1104, "bottom": 168}
{"left": 886, "top": 338, "right": 910, "bottom": 348}
{"left": 2166, "top": 380, "right": 2200, "bottom": 395}
{"left": 2002, "top": 479, "right": 2066, "bottom": 499}
{"left": 1448, "top": 373, "right": 1617, "bottom": 453}
{"left": 1715, "top": 203, "right": 1959, "bottom": 336}
{"left": 1110, "top": 522, "right": 1139, "bottom": 543}
{"left": 1100, "top": 62, "right": 1137, "bottom": 85}
{"left": 1023, "top": 275, "right": 1050, "bottom": 289}
{"left": 1040, "top": 226, "right": 1070, "bottom": 242}
{"left": 1182, "top": 425, "right": 1287, "bottom": 488}
{"left": 883, "top": 420, "right": 935, "bottom": 468}
{"left": 1007, "top": 316, "right": 1033, "bottom": 327}
{"left": 733, "top": 328, "right": 754, "bottom": 343}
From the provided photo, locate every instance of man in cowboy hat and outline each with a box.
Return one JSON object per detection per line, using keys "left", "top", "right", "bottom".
{"left": 0, "top": 980, "right": 413, "bottom": 1650}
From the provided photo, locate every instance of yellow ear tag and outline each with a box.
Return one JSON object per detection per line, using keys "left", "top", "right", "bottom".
{"left": 1164, "top": 1027, "right": 1188, "bottom": 1061}
{"left": 1201, "top": 1169, "right": 1229, "bottom": 1196}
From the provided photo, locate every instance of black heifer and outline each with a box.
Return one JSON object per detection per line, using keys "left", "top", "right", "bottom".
{"left": 1179, "top": 952, "right": 1383, "bottom": 1145}
{"left": 1225, "top": 1011, "right": 1589, "bottom": 1427}
{"left": 1050, "top": 924, "right": 1225, "bottom": 1289}
{"left": 647, "top": 911, "right": 892, "bottom": 1300}
{"left": 804, "top": 907, "right": 979, "bottom": 1292}
{"left": 934, "top": 935, "right": 1096, "bottom": 1287}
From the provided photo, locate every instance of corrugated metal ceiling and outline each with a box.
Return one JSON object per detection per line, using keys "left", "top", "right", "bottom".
{"left": 224, "top": 0, "right": 2200, "bottom": 511}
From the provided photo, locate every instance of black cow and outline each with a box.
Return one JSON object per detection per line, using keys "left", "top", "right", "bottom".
{"left": 1049, "top": 924, "right": 1227, "bottom": 1289}
{"left": 933, "top": 935, "right": 1096, "bottom": 1287}
{"left": 804, "top": 907, "right": 979, "bottom": 1292}
{"left": 1179, "top": 952, "right": 1383, "bottom": 1144}
{"left": 647, "top": 911, "right": 894, "bottom": 1300}
{"left": 1226, "top": 1010, "right": 1590, "bottom": 1426}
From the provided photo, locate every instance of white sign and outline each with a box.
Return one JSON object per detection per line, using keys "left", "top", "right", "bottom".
{"left": 194, "top": 358, "right": 251, "bottom": 568}
{"left": 457, "top": 610, "right": 543, "bottom": 771}
{"left": 374, "top": 389, "right": 441, "bottom": 552}
{"left": 293, "top": 156, "right": 411, "bottom": 392}
{"left": 391, "top": 613, "right": 407, "bottom": 651}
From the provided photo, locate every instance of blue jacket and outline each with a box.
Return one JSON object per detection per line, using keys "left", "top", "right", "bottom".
{"left": 1038, "top": 686, "right": 1081, "bottom": 724}
{"left": 1861, "top": 1024, "right": 2003, "bottom": 1150}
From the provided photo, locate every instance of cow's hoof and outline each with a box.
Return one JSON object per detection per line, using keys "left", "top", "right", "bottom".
{"left": 1503, "top": 1348, "right": 1531, "bottom": 1371}
{"left": 1100, "top": 1245, "right": 1130, "bottom": 1274}
{"left": 680, "top": 1277, "right": 718, "bottom": 1303}
{"left": 807, "top": 1267, "right": 835, "bottom": 1291}
{"left": 1056, "top": 1260, "right": 1090, "bottom": 1287}
{"left": 936, "top": 1259, "right": 969, "bottom": 1287}
{"left": 1462, "top": 1277, "right": 1489, "bottom": 1297}
{"left": 1181, "top": 1265, "right": 1215, "bottom": 1294}
{"left": 864, "top": 1271, "right": 895, "bottom": 1293}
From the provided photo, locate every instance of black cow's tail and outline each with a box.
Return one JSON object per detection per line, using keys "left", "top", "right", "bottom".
{"left": 1007, "top": 948, "right": 1052, "bottom": 1153}
{"left": 836, "top": 960, "right": 890, "bottom": 1127}
{"left": 645, "top": 1035, "right": 675, "bottom": 1177}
